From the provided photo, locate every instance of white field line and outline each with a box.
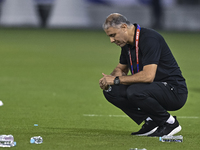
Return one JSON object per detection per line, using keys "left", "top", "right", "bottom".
{"left": 83, "top": 114, "right": 199, "bottom": 119}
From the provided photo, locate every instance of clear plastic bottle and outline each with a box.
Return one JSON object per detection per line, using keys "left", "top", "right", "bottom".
{"left": 0, "top": 135, "right": 16, "bottom": 147}
{"left": 129, "top": 148, "right": 147, "bottom": 150}
{"left": 30, "top": 136, "right": 43, "bottom": 144}
{"left": 159, "top": 135, "right": 183, "bottom": 142}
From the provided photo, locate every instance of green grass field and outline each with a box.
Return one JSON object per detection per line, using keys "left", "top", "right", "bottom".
{"left": 0, "top": 28, "right": 199, "bottom": 150}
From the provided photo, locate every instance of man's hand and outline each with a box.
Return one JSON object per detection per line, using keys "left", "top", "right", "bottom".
{"left": 99, "top": 73, "right": 115, "bottom": 90}
{"left": 99, "top": 77, "right": 108, "bottom": 90}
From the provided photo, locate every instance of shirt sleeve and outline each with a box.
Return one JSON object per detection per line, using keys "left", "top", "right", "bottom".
{"left": 140, "top": 37, "right": 161, "bottom": 66}
{"left": 119, "top": 47, "right": 128, "bottom": 64}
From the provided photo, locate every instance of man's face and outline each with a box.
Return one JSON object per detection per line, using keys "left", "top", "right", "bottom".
{"left": 104, "top": 26, "right": 128, "bottom": 47}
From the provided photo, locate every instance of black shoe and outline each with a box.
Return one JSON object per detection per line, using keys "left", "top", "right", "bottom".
{"left": 148, "top": 116, "right": 181, "bottom": 137}
{"left": 131, "top": 120, "right": 158, "bottom": 136}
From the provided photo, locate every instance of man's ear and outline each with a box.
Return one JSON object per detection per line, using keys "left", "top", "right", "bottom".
{"left": 121, "top": 24, "right": 128, "bottom": 31}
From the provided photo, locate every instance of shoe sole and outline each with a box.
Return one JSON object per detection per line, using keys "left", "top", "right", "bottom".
{"left": 135, "top": 127, "right": 158, "bottom": 136}
{"left": 167, "top": 125, "right": 182, "bottom": 136}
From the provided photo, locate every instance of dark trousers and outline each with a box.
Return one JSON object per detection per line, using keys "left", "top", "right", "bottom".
{"left": 103, "top": 82, "right": 187, "bottom": 126}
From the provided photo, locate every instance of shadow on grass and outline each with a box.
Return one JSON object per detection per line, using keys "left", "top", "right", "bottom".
{"left": 42, "top": 127, "right": 132, "bottom": 137}
{"left": 188, "top": 87, "right": 200, "bottom": 93}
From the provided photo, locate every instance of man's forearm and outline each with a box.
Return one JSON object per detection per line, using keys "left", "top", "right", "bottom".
{"left": 119, "top": 71, "right": 153, "bottom": 85}
{"left": 110, "top": 67, "right": 123, "bottom": 76}
{"left": 110, "top": 67, "right": 128, "bottom": 76}
{"left": 119, "top": 64, "right": 157, "bottom": 85}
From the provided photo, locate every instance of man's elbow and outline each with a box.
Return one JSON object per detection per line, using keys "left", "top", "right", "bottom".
{"left": 148, "top": 78, "right": 154, "bottom": 83}
{"left": 146, "top": 75, "right": 155, "bottom": 83}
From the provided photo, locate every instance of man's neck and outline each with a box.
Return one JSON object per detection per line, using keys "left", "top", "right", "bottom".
{"left": 127, "top": 25, "right": 135, "bottom": 45}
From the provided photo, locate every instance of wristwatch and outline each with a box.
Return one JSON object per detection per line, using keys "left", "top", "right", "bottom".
{"left": 114, "top": 76, "right": 120, "bottom": 85}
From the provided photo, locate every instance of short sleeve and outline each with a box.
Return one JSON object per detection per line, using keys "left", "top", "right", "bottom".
{"left": 140, "top": 37, "right": 161, "bottom": 66}
{"left": 119, "top": 48, "right": 128, "bottom": 64}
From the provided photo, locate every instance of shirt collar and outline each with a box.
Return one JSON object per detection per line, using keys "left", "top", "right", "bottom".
{"left": 128, "top": 23, "right": 138, "bottom": 49}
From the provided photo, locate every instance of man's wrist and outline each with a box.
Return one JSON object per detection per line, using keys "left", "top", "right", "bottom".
{"left": 114, "top": 76, "right": 120, "bottom": 85}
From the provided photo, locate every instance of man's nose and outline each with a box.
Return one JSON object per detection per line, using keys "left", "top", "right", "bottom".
{"left": 110, "top": 37, "right": 115, "bottom": 43}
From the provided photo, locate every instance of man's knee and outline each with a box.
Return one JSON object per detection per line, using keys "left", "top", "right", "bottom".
{"left": 103, "top": 90, "right": 112, "bottom": 102}
{"left": 103, "top": 85, "right": 127, "bottom": 97}
{"left": 103, "top": 85, "right": 128, "bottom": 106}
{"left": 102, "top": 86, "right": 118, "bottom": 105}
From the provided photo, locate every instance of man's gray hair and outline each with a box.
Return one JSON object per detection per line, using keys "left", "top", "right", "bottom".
{"left": 103, "top": 13, "right": 132, "bottom": 29}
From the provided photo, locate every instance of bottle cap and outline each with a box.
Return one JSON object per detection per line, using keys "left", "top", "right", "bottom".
{"left": 30, "top": 138, "right": 35, "bottom": 143}
{"left": 0, "top": 100, "right": 3, "bottom": 106}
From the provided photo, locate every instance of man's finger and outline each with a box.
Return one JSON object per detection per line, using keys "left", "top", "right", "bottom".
{"left": 102, "top": 73, "right": 107, "bottom": 76}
